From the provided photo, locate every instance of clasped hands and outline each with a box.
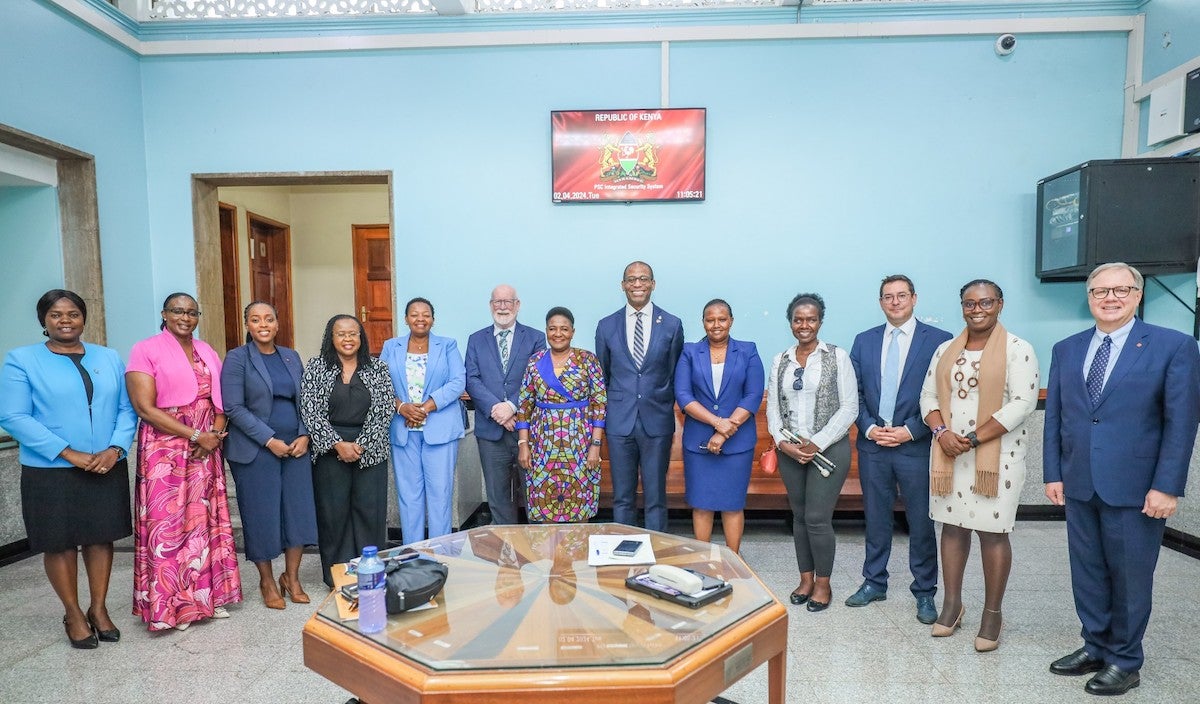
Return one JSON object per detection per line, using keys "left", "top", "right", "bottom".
{"left": 490, "top": 401, "right": 517, "bottom": 432}
{"left": 779, "top": 439, "right": 820, "bottom": 464}
{"left": 334, "top": 440, "right": 365, "bottom": 464}
{"left": 266, "top": 436, "right": 310, "bottom": 459}
{"left": 871, "top": 425, "right": 914, "bottom": 448}
{"left": 935, "top": 429, "right": 973, "bottom": 458}
{"left": 397, "top": 400, "right": 433, "bottom": 428}
{"left": 703, "top": 417, "right": 738, "bottom": 454}
{"left": 61, "top": 447, "right": 121, "bottom": 474}
{"left": 188, "top": 429, "right": 227, "bottom": 460}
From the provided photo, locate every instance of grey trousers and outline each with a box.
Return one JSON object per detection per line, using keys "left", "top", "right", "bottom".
{"left": 778, "top": 435, "right": 851, "bottom": 577}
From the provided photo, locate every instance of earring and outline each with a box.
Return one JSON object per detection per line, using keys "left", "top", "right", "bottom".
{"left": 42, "top": 328, "right": 49, "bottom": 337}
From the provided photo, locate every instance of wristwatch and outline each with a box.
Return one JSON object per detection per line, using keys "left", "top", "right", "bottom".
{"left": 965, "top": 431, "right": 980, "bottom": 448}
{"left": 109, "top": 445, "right": 127, "bottom": 461}
{"left": 591, "top": 439, "right": 603, "bottom": 447}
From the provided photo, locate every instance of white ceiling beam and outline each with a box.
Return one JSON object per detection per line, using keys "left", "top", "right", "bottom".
{"left": 429, "top": 0, "right": 472, "bottom": 16}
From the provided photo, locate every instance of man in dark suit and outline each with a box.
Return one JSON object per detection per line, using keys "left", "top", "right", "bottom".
{"left": 846, "top": 275, "right": 952, "bottom": 625}
{"left": 595, "top": 261, "right": 684, "bottom": 532}
{"left": 465, "top": 284, "right": 545, "bottom": 525}
{"left": 1044, "top": 262, "right": 1200, "bottom": 696}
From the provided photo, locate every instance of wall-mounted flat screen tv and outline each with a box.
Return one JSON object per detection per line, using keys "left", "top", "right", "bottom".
{"left": 551, "top": 108, "right": 706, "bottom": 203}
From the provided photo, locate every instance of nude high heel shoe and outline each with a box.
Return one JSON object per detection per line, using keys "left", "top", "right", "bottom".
{"left": 931, "top": 605, "right": 965, "bottom": 637}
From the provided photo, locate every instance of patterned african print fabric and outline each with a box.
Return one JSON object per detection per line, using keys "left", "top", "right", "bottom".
{"left": 516, "top": 349, "right": 607, "bottom": 523}
{"left": 133, "top": 357, "right": 242, "bottom": 630}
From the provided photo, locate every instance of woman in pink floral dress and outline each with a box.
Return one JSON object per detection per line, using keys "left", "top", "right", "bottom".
{"left": 126, "top": 293, "right": 242, "bottom": 631}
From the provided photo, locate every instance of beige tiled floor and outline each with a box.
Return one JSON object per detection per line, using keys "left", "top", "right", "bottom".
{"left": 0, "top": 520, "right": 1196, "bottom": 703}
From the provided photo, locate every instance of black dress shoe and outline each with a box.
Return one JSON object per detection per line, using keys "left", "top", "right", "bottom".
{"left": 63, "top": 616, "right": 98, "bottom": 650}
{"left": 87, "top": 609, "right": 120, "bottom": 643}
{"left": 805, "top": 598, "right": 829, "bottom": 612}
{"left": 789, "top": 590, "right": 810, "bottom": 605}
{"left": 1085, "top": 665, "right": 1140, "bottom": 695}
{"left": 1050, "top": 648, "right": 1105, "bottom": 676}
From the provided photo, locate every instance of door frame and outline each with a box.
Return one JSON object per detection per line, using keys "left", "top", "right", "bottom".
{"left": 246, "top": 210, "right": 295, "bottom": 349}
{"left": 351, "top": 223, "right": 394, "bottom": 355}
{"left": 217, "top": 201, "right": 242, "bottom": 352}
{"left": 190, "top": 171, "right": 393, "bottom": 356}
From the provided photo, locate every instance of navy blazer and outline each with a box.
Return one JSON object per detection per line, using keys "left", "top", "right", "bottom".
{"left": 850, "top": 320, "right": 953, "bottom": 456}
{"left": 220, "top": 343, "right": 308, "bottom": 465}
{"left": 464, "top": 322, "right": 546, "bottom": 442}
{"left": 675, "top": 338, "right": 765, "bottom": 455}
{"left": 381, "top": 333, "right": 466, "bottom": 446}
{"left": 1044, "top": 319, "right": 1200, "bottom": 506}
{"left": 0, "top": 342, "right": 137, "bottom": 467}
{"left": 595, "top": 305, "right": 684, "bottom": 437}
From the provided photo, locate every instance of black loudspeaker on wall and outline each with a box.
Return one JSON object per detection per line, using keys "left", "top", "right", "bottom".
{"left": 1186, "top": 68, "right": 1200, "bottom": 135}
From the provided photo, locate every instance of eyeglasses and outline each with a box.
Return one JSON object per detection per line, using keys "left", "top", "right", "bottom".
{"left": 1088, "top": 286, "right": 1139, "bottom": 300}
{"left": 490, "top": 299, "right": 518, "bottom": 308}
{"left": 880, "top": 293, "right": 912, "bottom": 304}
{"left": 792, "top": 366, "right": 805, "bottom": 391}
{"left": 333, "top": 331, "right": 360, "bottom": 340}
{"left": 166, "top": 308, "right": 202, "bottom": 318}
{"left": 960, "top": 298, "right": 998, "bottom": 312}
{"left": 623, "top": 275, "right": 653, "bottom": 284}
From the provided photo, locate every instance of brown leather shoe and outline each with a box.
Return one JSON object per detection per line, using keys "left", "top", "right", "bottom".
{"left": 260, "top": 583, "right": 285, "bottom": 610}
{"left": 279, "top": 575, "right": 311, "bottom": 604}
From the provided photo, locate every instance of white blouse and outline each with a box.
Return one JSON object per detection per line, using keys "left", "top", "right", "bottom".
{"left": 766, "top": 341, "right": 858, "bottom": 451}
{"left": 710, "top": 362, "right": 726, "bottom": 397}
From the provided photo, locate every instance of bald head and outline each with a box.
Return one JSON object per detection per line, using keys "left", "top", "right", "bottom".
{"left": 489, "top": 284, "right": 520, "bottom": 327}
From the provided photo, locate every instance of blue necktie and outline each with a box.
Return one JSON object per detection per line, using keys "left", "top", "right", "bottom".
{"left": 632, "top": 311, "right": 646, "bottom": 369}
{"left": 1086, "top": 335, "right": 1112, "bottom": 406}
{"left": 878, "top": 328, "right": 901, "bottom": 425}
{"left": 498, "top": 329, "right": 511, "bottom": 373}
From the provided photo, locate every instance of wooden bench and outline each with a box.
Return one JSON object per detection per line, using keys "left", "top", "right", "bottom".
{"left": 599, "top": 394, "right": 865, "bottom": 512}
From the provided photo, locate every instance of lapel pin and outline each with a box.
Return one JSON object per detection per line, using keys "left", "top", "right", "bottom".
{"left": 1136, "top": 342, "right": 1143, "bottom": 348}
{"left": 655, "top": 315, "right": 662, "bottom": 325}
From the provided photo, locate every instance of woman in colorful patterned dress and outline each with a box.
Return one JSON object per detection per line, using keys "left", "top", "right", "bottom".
{"left": 125, "top": 292, "right": 242, "bottom": 631}
{"left": 516, "top": 307, "right": 607, "bottom": 523}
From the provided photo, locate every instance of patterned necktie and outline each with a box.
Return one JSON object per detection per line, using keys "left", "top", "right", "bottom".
{"left": 498, "top": 329, "right": 511, "bottom": 373}
{"left": 632, "top": 311, "right": 646, "bottom": 369}
{"left": 878, "top": 328, "right": 901, "bottom": 425}
{"left": 1086, "top": 335, "right": 1112, "bottom": 406}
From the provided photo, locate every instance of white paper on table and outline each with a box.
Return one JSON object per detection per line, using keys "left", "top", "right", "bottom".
{"left": 587, "top": 534, "right": 656, "bottom": 566}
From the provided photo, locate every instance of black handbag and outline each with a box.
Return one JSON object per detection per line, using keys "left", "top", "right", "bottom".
{"left": 384, "top": 558, "right": 449, "bottom": 614}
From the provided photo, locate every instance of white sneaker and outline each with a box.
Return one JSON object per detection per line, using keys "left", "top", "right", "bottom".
{"left": 211, "top": 607, "right": 230, "bottom": 619}
{"left": 174, "top": 621, "right": 191, "bottom": 631}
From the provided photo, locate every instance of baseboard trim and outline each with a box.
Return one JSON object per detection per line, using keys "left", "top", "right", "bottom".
{"left": 0, "top": 539, "right": 32, "bottom": 568}
{"left": 1164, "top": 527, "right": 1200, "bottom": 560}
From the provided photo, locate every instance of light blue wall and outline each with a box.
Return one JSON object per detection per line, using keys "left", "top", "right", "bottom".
{"left": 0, "top": 186, "right": 62, "bottom": 361}
{"left": 140, "top": 31, "right": 1130, "bottom": 373}
{"left": 0, "top": 0, "right": 151, "bottom": 354}
{"left": 1141, "top": 0, "right": 1200, "bottom": 82}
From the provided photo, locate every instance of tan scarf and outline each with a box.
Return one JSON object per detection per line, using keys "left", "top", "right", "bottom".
{"left": 931, "top": 322, "right": 1007, "bottom": 499}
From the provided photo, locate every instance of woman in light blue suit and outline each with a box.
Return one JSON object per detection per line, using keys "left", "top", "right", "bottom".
{"left": 674, "top": 299, "right": 764, "bottom": 554}
{"left": 220, "top": 302, "right": 317, "bottom": 610}
{"left": 381, "top": 297, "right": 466, "bottom": 543}
{"left": 0, "top": 290, "right": 137, "bottom": 649}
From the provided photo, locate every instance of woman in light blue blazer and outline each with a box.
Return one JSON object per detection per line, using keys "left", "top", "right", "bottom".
{"left": 0, "top": 290, "right": 137, "bottom": 649}
{"left": 381, "top": 297, "right": 466, "bottom": 543}
{"left": 220, "top": 302, "right": 317, "bottom": 610}
{"left": 674, "top": 299, "right": 764, "bottom": 554}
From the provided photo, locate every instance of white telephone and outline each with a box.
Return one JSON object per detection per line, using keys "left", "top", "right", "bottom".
{"left": 648, "top": 565, "right": 704, "bottom": 595}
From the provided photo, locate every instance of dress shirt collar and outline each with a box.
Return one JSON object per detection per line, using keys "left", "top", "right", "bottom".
{"left": 887, "top": 316, "right": 917, "bottom": 338}
{"left": 1092, "top": 317, "right": 1135, "bottom": 349}
{"left": 626, "top": 302, "right": 655, "bottom": 320}
{"left": 493, "top": 323, "right": 516, "bottom": 338}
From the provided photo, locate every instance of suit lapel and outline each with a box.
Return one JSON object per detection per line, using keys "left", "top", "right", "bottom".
{"left": 698, "top": 342, "right": 716, "bottom": 399}
{"left": 248, "top": 346, "right": 273, "bottom": 396}
{"left": 1095, "top": 323, "right": 1149, "bottom": 409}
{"left": 615, "top": 310, "right": 635, "bottom": 366}
{"left": 396, "top": 334, "right": 412, "bottom": 402}
{"left": 899, "top": 324, "right": 925, "bottom": 383}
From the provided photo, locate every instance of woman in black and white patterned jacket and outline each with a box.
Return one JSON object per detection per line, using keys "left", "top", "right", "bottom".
{"left": 299, "top": 314, "right": 395, "bottom": 588}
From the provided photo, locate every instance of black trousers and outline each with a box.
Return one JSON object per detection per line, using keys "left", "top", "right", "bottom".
{"left": 311, "top": 452, "right": 388, "bottom": 588}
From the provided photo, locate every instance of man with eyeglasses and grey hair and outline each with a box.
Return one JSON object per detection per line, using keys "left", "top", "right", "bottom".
{"left": 1044, "top": 262, "right": 1200, "bottom": 696}
{"left": 846, "top": 274, "right": 951, "bottom": 624}
{"left": 464, "top": 285, "right": 545, "bottom": 525}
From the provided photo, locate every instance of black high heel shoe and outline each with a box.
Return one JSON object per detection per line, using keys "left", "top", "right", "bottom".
{"left": 64, "top": 615, "right": 98, "bottom": 649}
{"left": 86, "top": 609, "right": 121, "bottom": 643}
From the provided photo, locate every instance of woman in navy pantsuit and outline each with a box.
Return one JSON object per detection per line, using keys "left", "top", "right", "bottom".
{"left": 675, "top": 299, "right": 764, "bottom": 554}
{"left": 221, "top": 302, "right": 317, "bottom": 609}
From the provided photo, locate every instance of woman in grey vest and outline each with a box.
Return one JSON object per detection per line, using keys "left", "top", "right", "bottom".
{"left": 766, "top": 293, "right": 858, "bottom": 612}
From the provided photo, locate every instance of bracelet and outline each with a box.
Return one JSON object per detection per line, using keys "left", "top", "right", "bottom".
{"left": 189, "top": 428, "right": 201, "bottom": 443}
{"left": 931, "top": 424, "right": 947, "bottom": 438}
{"left": 517, "top": 439, "right": 528, "bottom": 445}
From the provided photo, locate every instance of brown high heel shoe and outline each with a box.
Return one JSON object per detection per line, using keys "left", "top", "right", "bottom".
{"left": 279, "top": 575, "right": 310, "bottom": 604}
{"left": 260, "top": 582, "right": 286, "bottom": 610}
{"left": 931, "top": 605, "right": 965, "bottom": 637}
{"left": 975, "top": 608, "right": 1003, "bottom": 652}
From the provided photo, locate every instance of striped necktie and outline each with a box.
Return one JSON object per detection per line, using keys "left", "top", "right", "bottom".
{"left": 632, "top": 311, "right": 646, "bottom": 368}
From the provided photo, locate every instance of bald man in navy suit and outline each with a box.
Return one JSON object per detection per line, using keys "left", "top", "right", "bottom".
{"left": 1044, "top": 262, "right": 1200, "bottom": 696}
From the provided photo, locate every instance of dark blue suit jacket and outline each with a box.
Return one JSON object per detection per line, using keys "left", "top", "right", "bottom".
{"left": 674, "top": 338, "right": 764, "bottom": 454}
{"left": 1044, "top": 319, "right": 1200, "bottom": 506}
{"left": 464, "top": 322, "right": 546, "bottom": 441}
{"left": 595, "top": 305, "right": 684, "bottom": 437}
{"left": 220, "top": 343, "right": 308, "bottom": 465}
{"left": 850, "top": 321, "right": 952, "bottom": 457}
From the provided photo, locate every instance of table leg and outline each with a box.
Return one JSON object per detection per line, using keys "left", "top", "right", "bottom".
{"left": 767, "top": 650, "right": 785, "bottom": 704}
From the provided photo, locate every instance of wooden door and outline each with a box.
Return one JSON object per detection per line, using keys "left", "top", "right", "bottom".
{"left": 247, "top": 211, "right": 294, "bottom": 348}
{"left": 352, "top": 224, "right": 393, "bottom": 355}
{"left": 218, "top": 202, "right": 242, "bottom": 353}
